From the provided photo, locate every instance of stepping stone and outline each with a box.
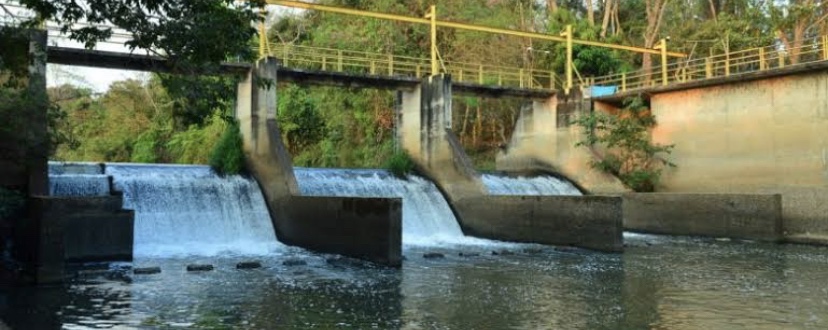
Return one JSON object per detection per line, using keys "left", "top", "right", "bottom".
{"left": 458, "top": 252, "right": 480, "bottom": 257}
{"left": 186, "top": 264, "right": 214, "bottom": 272}
{"left": 423, "top": 252, "right": 445, "bottom": 259}
{"left": 491, "top": 250, "right": 515, "bottom": 256}
{"left": 553, "top": 246, "right": 578, "bottom": 253}
{"left": 282, "top": 258, "right": 307, "bottom": 266}
{"left": 236, "top": 261, "right": 262, "bottom": 269}
{"left": 133, "top": 267, "right": 161, "bottom": 275}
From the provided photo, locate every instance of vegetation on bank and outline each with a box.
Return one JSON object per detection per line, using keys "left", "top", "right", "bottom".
{"left": 573, "top": 97, "right": 675, "bottom": 192}
{"left": 3, "top": 0, "right": 826, "bottom": 177}
{"left": 385, "top": 151, "right": 416, "bottom": 178}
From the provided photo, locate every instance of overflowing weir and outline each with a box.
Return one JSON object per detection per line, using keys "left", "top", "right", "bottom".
{"left": 49, "top": 162, "right": 284, "bottom": 257}
{"left": 294, "top": 168, "right": 474, "bottom": 246}
{"left": 482, "top": 174, "right": 582, "bottom": 196}
{"left": 48, "top": 162, "right": 583, "bottom": 256}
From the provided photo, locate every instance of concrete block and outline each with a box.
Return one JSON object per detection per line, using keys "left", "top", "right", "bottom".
{"left": 454, "top": 195, "right": 623, "bottom": 252}
{"left": 281, "top": 196, "right": 402, "bottom": 267}
{"left": 623, "top": 193, "right": 783, "bottom": 242}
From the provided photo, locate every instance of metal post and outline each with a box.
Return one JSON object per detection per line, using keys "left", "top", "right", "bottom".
{"left": 778, "top": 51, "right": 785, "bottom": 68}
{"left": 561, "top": 25, "right": 573, "bottom": 94}
{"left": 705, "top": 57, "right": 712, "bottom": 78}
{"left": 725, "top": 52, "right": 730, "bottom": 76}
{"left": 654, "top": 38, "right": 668, "bottom": 86}
{"left": 550, "top": 71, "right": 555, "bottom": 90}
{"left": 388, "top": 54, "right": 394, "bottom": 75}
{"left": 416, "top": 64, "right": 421, "bottom": 77}
{"left": 621, "top": 72, "right": 626, "bottom": 91}
{"left": 258, "top": 9, "right": 267, "bottom": 59}
{"left": 479, "top": 64, "right": 484, "bottom": 84}
{"left": 822, "top": 36, "right": 828, "bottom": 60}
{"left": 337, "top": 50, "right": 343, "bottom": 71}
{"left": 759, "top": 48, "right": 766, "bottom": 70}
{"left": 458, "top": 69, "right": 464, "bottom": 82}
{"left": 322, "top": 56, "right": 327, "bottom": 70}
{"left": 370, "top": 61, "right": 376, "bottom": 74}
{"left": 425, "top": 5, "right": 438, "bottom": 76}
{"left": 519, "top": 69, "right": 524, "bottom": 88}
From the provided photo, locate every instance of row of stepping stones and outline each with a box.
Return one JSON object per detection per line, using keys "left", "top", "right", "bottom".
{"left": 133, "top": 258, "right": 307, "bottom": 275}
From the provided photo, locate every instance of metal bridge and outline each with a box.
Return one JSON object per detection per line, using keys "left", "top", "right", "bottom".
{"left": 5, "top": 0, "right": 828, "bottom": 98}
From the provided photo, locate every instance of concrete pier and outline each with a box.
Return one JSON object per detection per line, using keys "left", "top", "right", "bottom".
{"left": 236, "top": 57, "right": 402, "bottom": 267}
{"left": 397, "top": 75, "right": 623, "bottom": 252}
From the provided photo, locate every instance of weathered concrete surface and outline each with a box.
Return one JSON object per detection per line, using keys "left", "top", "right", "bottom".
{"left": 454, "top": 195, "right": 623, "bottom": 252}
{"left": 284, "top": 196, "right": 402, "bottom": 267}
{"left": 634, "top": 69, "right": 828, "bottom": 242}
{"left": 496, "top": 92, "right": 628, "bottom": 194}
{"left": 398, "top": 75, "right": 623, "bottom": 252}
{"left": 237, "top": 57, "right": 402, "bottom": 266}
{"left": 623, "top": 193, "right": 783, "bottom": 242}
{"left": 19, "top": 196, "right": 134, "bottom": 283}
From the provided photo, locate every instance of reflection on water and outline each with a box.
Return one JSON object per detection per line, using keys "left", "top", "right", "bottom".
{"left": 2, "top": 235, "right": 828, "bottom": 329}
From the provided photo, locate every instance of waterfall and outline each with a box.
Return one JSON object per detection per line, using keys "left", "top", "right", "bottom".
{"left": 482, "top": 174, "right": 582, "bottom": 196}
{"left": 102, "top": 163, "right": 284, "bottom": 257}
{"left": 295, "top": 168, "right": 494, "bottom": 246}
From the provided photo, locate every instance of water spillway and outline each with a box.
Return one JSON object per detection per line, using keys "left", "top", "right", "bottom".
{"left": 48, "top": 162, "right": 284, "bottom": 257}
{"left": 295, "top": 168, "right": 490, "bottom": 246}
{"left": 104, "top": 164, "right": 284, "bottom": 257}
{"left": 482, "top": 174, "right": 582, "bottom": 196}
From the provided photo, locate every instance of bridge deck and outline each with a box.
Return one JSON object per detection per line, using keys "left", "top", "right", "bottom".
{"left": 47, "top": 47, "right": 554, "bottom": 99}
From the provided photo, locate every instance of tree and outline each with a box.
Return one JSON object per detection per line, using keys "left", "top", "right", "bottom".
{"left": 573, "top": 97, "right": 675, "bottom": 192}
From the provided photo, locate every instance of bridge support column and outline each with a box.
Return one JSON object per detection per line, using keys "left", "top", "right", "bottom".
{"left": 398, "top": 75, "right": 623, "bottom": 252}
{"left": 496, "top": 93, "right": 628, "bottom": 194}
{"left": 237, "top": 57, "right": 402, "bottom": 267}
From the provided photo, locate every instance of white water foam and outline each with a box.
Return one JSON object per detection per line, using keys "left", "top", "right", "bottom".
{"left": 104, "top": 163, "right": 284, "bottom": 257}
{"left": 295, "top": 168, "right": 503, "bottom": 247}
{"left": 482, "top": 174, "right": 582, "bottom": 196}
{"left": 49, "top": 174, "right": 111, "bottom": 197}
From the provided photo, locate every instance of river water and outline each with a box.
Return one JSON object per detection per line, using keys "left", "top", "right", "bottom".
{"left": 2, "top": 235, "right": 828, "bottom": 329}
{"left": 2, "top": 163, "right": 826, "bottom": 328}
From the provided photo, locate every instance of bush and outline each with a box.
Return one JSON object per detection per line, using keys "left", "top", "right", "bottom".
{"left": 385, "top": 150, "right": 415, "bottom": 178}
{"left": 209, "top": 118, "right": 245, "bottom": 175}
{"left": 573, "top": 96, "right": 675, "bottom": 192}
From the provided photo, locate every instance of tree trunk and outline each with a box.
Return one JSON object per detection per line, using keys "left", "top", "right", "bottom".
{"left": 586, "top": 0, "right": 595, "bottom": 25}
{"left": 546, "top": 0, "right": 557, "bottom": 14}
{"left": 643, "top": 0, "right": 669, "bottom": 82}
{"left": 600, "top": 0, "right": 614, "bottom": 38}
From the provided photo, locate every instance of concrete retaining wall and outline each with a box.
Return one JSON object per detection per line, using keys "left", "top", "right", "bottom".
{"left": 19, "top": 195, "right": 134, "bottom": 283}
{"left": 454, "top": 195, "right": 623, "bottom": 252}
{"left": 237, "top": 57, "right": 403, "bottom": 266}
{"left": 623, "top": 193, "right": 783, "bottom": 242}
{"left": 283, "top": 196, "right": 402, "bottom": 267}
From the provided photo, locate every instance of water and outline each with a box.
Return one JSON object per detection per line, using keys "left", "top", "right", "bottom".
{"left": 49, "top": 174, "right": 111, "bottom": 197}
{"left": 295, "top": 168, "right": 504, "bottom": 247}
{"left": 103, "top": 163, "right": 284, "bottom": 257}
{"left": 2, "top": 235, "right": 828, "bottom": 329}
{"left": 482, "top": 173, "right": 583, "bottom": 196}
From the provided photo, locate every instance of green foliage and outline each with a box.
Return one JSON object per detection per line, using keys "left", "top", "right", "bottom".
{"left": 277, "top": 85, "right": 326, "bottom": 156}
{"left": 573, "top": 97, "right": 675, "bottom": 192}
{"left": 17, "top": 0, "right": 264, "bottom": 70}
{"left": 209, "top": 119, "right": 246, "bottom": 175}
{"left": 385, "top": 150, "right": 415, "bottom": 178}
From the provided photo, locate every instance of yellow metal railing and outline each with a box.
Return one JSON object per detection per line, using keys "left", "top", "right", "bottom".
{"left": 590, "top": 35, "right": 828, "bottom": 93}
{"left": 261, "top": 42, "right": 563, "bottom": 91}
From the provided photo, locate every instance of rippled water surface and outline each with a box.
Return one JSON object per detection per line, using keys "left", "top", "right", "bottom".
{"left": 2, "top": 235, "right": 828, "bottom": 329}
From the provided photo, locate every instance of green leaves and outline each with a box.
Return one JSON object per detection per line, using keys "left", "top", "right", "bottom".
{"left": 209, "top": 118, "right": 245, "bottom": 176}
{"left": 573, "top": 96, "right": 675, "bottom": 192}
